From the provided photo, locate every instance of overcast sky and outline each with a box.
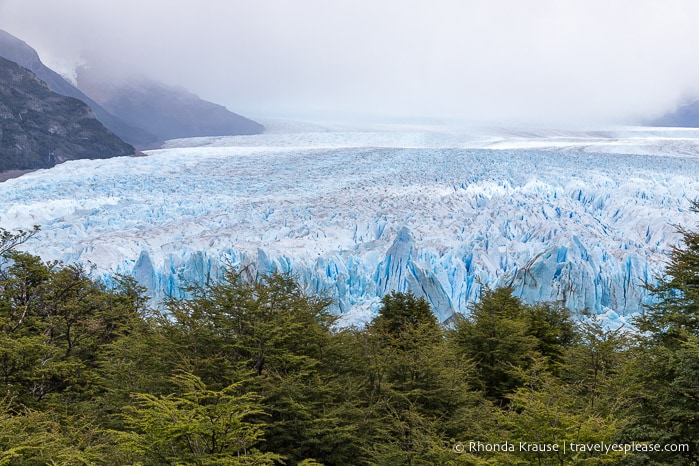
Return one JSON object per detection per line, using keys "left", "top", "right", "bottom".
{"left": 2, "top": 0, "right": 699, "bottom": 125}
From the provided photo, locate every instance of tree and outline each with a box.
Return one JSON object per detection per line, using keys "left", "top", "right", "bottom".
{"left": 525, "top": 303, "right": 576, "bottom": 374}
{"left": 114, "top": 372, "right": 282, "bottom": 465}
{"left": 495, "top": 358, "right": 623, "bottom": 466}
{"left": 453, "top": 287, "right": 537, "bottom": 402}
{"left": 0, "top": 229, "right": 147, "bottom": 464}
{"left": 153, "top": 270, "right": 368, "bottom": 464}
{"left": 0, "top": 395, "right": 109, "bottom": 465}
{"left": 619, "top": 201, "right": 699, "bottom": 464}
{"left": 454, "top": 287, "right": 576, "bottom": 403}
{"left": 0, "top": 226, "right": 39, "bottom": 258}
{"left": 563, "top": 317, "right": 635, "bottom": 415}
{"left": 360, "top": 292, "right": 487, "bottom": 465}
{"left": 637, "top": 201, "right": 699, "bottom": 344}
{"left": 370, "top": 291, "right": 438, "bottom": 340}
{"left": 0, "top": 252, "right": 144, "bottom": 408}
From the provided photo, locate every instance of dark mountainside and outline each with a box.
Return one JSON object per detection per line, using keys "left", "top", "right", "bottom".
{"left": 650, "top": 98, "right": 699, "bottom": 127}
{"left": 0, "top": 29, "right": 157, "bottom": 147}
{"left": 0, "top": 56, "right": 135, "bottom": 172}
{"left": 76, "top": 67, "right": 265, "bottom": 141}
{"left": 0, "top": 29, "right": 263, "bottom": 146}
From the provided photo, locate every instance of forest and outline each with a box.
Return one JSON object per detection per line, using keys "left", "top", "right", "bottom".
{"left": 0, "top": 215, "right": 697, "bottom": 466}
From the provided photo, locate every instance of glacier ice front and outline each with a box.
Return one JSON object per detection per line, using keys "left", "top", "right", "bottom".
{"left": 1, "top": 126, "right": 698, "bottom": 324}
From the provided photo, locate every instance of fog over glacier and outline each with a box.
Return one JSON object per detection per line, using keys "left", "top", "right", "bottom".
{"left": 2, "top": 125, "right": 699, "bottom": 327}
{"left": 4, "top": 1, "right": 699, "bottom": 125}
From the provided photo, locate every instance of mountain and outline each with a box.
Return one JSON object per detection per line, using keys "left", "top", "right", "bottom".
{"left": 0, "top": 29, "right": 157, "bottom": 147}
{"left": 650, "top": 98, "right": 699, "bottom": 127}
{"left": 76, "top": 69, "right": 264, "bottom": 141}
{"left": 0, "top": 56, "right": 135, "bottom": 171}
{"left": 1, "top": 127, "right": 696, "bottom": 328}
{"left": 0, "top": 29, "right": 263, "bottom": 145}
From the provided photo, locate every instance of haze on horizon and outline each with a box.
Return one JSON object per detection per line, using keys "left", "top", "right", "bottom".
{"left": 1, "top": 0, "right": 699, "bottom": 127}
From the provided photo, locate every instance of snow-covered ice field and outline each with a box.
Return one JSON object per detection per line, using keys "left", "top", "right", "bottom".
{"left": 2, "top": 124, "right": 699, "bottom": 326}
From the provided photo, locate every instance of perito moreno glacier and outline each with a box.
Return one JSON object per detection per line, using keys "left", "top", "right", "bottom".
{"left": 2, "top": 124, "right": 699, "bottom": 327}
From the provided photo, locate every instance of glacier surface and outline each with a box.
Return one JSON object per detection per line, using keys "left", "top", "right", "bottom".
{"left": 1, "top": 125, "right": 699, "bottom": 326}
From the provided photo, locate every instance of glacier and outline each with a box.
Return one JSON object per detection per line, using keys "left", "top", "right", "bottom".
{"left": 1, "top": 124, "right": 699, "bottom": 326}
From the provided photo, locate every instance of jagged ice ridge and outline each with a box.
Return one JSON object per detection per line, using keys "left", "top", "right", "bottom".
{"left": 2, "top": 126, "right": 699, "bottom": 328}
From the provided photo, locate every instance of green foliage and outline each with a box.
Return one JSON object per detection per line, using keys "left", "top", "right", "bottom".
{"left": 358, "top": 292, "right": 490, "bottom": 465}
{"left": 497, "top": 358, "right": 623, "bottom": 465}
{"left": 525, "top": 303, "right": 576, "bottom": 373}
{"left": 453, "top": 287, "right": 536, "bottom": 401}
{"left": 0, "top": 251, "right": 143, "bottom": 408}
{"left": 619, "top": 337, "right": 699, "bottom": 464}
{"left": 563, "top": 317, "right": 636, "bottom": 417}
{"left": 638, "top": 202, "right": 699, "bottom": 344}
{"left": 114, "top": 372, "right": 282, "bottom": 465}
{"left": 161, "top": 271, "right": 334, "bottom": 382}
{"left": 619, "top": 202, "right": 699, "bottom": 464}
{"left": 454, "top": 288, "right": 577, "bottom": 403}
{"left": 370, "top": 291, "right": 438, "bottom": 338}
{"left": 153, "top": 270, "right": 366, "bottom": 464}
{"left": 0, "top": 399, "right": 108, "bottom": 465}
{"left": 2, "top": 208, "right": 699, "bottom": 465}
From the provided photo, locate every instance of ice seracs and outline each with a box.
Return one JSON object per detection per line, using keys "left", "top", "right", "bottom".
{"left": 1, "top": 126, "right": 698, "bottom": 326}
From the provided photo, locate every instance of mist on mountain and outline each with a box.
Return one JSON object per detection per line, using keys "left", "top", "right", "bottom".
{"left": 0, "top": 29, "right": 157, "bottom": 147}
{"left": 76, "top": 61, "right": 264, "bottom": 142}
{"left": 0, "top": 28, "right": 264, "bottom": 148}
{"left": 0, "top": 56, "right": 135, "bottom": 171}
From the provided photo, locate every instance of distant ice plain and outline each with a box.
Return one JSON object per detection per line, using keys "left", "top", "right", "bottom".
{"left": 2, "top": 123, "right": 699, "bottom": 328}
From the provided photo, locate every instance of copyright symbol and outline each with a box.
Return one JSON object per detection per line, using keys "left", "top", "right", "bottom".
{"left": 453, "top": 442, "right": 465, "bottom": 453}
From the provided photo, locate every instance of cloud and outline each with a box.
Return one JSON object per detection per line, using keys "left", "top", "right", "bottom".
{"left": 2, "top": 0, "right": 699, "bottom": 125}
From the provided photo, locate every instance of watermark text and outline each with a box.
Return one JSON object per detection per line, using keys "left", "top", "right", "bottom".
{"left": 453, "top": 441, "right": 690, "bottom": 455}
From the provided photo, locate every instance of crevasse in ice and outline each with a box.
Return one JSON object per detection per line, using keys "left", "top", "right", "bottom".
{"left": 2, "top": 126, "right": 698, "bottom": 327}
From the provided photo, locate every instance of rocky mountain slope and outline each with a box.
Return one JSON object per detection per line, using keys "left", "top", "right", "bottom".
{"left": 0, "top": 56, "right": 135, "bottom": 171}
{"left": 1, "top": 29, "right": 263, "bottom": 146}
{"left": 0, "top": 29, "right": 157, "bottom": 147}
